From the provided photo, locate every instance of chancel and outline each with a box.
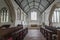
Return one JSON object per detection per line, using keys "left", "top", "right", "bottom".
{"left": 0, "top": 0, "right": 60, "bottom": 40}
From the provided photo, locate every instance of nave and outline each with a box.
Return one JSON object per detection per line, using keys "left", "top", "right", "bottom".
{"left": 24, "top": 29, "right": 46, "bottom": 40}
{"left": 0, "top": 0, "right": 60, "bottom": 40}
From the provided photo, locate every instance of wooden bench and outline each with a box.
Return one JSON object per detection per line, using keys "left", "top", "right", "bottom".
{"left": 40, "top": 26, "right": 57, "bottom": 40}
{"left": 0, "top": 25, "right": 28, "bottom": 40}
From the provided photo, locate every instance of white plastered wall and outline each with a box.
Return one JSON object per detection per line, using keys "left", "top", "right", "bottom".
{"left": 0, "top": 0, "right": 12, "bottom": 26}
{"left": 41, "top": 0, "right": 60, "bottom": 27}
{"left": 11, "top": 0, "right": 28, "bottom": 27}
{"left": 27, "top": 9, "right": 41, "bottom": 27}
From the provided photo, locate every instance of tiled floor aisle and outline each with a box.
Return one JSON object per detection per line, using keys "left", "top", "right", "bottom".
{"left": 24, "top": 29, "right": 46, "bottom": 40}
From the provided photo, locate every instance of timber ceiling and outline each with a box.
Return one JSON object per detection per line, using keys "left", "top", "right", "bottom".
{"left": 15, "top": 0, "right": 55, "bottom": 14}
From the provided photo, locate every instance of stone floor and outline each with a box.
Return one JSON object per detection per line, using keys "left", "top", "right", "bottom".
{"left": 24, "top": 29, "right": 46, "bottom": 40}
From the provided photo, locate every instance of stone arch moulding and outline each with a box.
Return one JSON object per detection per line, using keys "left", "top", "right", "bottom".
{"left": 49, "top": 2, "right": 60, "bottom": 26}
{"left": 4, "top": 0, "right": 16, "bottom": 24}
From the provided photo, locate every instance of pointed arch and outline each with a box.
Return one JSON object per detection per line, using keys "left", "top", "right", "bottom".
{"left": 4, "top": 0, "right": 16, "bottom": 24}
{"left": 49, "top": 2, "right": 60, "bottom": 26}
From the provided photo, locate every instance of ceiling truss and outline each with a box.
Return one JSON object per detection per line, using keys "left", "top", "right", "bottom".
{"left": 15, "top": 0, "right": 55, "bottom": 14}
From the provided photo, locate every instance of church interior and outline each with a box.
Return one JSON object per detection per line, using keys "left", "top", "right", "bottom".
{"left": 0, "top": 0, "right": 60, "bottom": 40}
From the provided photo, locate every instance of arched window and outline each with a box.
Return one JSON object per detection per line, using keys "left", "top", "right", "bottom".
{"left": 1, "top": 7, "right": 9, "bottom": 23}
{"left": 52, "top": 8, "right": 60, "bottom": 23}
{"left": 31, "top": 11, "right": 37, "bottom": 20}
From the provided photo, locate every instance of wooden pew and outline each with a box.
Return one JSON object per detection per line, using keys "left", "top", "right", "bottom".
{"left": 57, "top": 29, "right": 60, "bottom": 40}
{"left": 40, "top": 25, "right": 57, "bottom": 40}
{"left": 0, "top": 25, "right": 28, "bottom": 40}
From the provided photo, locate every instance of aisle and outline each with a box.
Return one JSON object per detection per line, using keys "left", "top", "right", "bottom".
{"left": 24, "top": 29, "right": 46, "bottom": 40}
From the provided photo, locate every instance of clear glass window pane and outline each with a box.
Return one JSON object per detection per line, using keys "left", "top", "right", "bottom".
{"left": 57, "top": 11, "right": 59, "bottom": 22}
{"left": 52, "top": 8, "right": 60, "bottom": 23}
{"left": 54, "top": 11, "right": 56, "bottom": 22}
{"left": 31, "top": 11, "right": 37, "bottom": 20}
{"left": 6, "top": 11, "right": 9, "bottom": 22}
{"left": 1, "top": 10, "right": 8, "bottom": 23}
